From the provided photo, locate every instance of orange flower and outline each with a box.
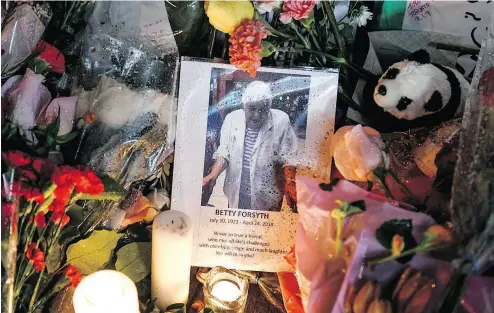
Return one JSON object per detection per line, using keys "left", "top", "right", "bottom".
{"left": 229, "top": 19, "right": 267, "bottom": 77}
{"left": 391, "top": 234, "right": 405, "bottom": 256}
{"left": 83, "top": 111, "right": 96, "bottom": 124}
{"left": 424, "top": 225, "right": 454, "bottom": 246}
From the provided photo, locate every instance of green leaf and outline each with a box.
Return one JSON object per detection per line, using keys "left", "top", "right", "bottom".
{"left": 335, "top": 199, "right": 366, "bottom": 218}
{"left": 166, "top": 303, "right": 186, "bottom": 313}
{"left": 165, "top": 1, "right": 206, "bottom": 54}
{"left": 115, "top": 242, "right": 151, "bottom": 283}
{"left": 300, "top": 9, "right": 315, "bottom": 30}
{"left": 201, "top": 309, "right": 214, "bottom": 313}
{"left": 319, "top": 178, "right": 341, "bottom": 192}
{"left": 47, "top": 227, "right": 80, "bottom": 274}
{"left": 260, "top": 41, "right": 276, "bottom": 57}
{"left": 45, "top": 107, "right": 61, "bottom": 137}
{"left": 56, "top": 131, "right": 79, "bottom": 144}
{"left": 367, "top": 181, "right": 373, "bottom": 191}
{"left": 348, "top": 200, "right": 366, "bottom": 214}
{"left": 375, "top": 219, "right": 417, "bottom": 263}
{"left": 28, "top": 58, "right": 48, "bottom": 74}
{"left": 46, "top": 242, "right": 63, "bottom": 274}
{"left": 66, "top": 230, "right": 122, "bottom": 275}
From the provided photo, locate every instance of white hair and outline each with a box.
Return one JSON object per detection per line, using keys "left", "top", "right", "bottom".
{"left": 241, "top": 81, "right": 272, "bottom": 105}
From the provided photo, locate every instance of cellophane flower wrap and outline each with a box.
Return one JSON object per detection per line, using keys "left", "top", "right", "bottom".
{"left": 74, "top": 1, "right": 179, "bottom": 188}
{"left": 289, "top": 176, "right": 452, "bottom": 313}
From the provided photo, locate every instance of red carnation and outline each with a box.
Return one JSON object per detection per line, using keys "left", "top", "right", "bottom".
{"left": 25, "top": 242, "right": 45, "bottom": 272}
{"left": 19, "top": 169, "right": 37, "bottom": 181}
{"left": 279, "top": 0, "right": 317, "bottom": 24}
{"left": 34, "top": 212, "right": 46, "bottom": 228}
{"left": 74, "top": 166, "right": 104, "bottom": 195}
{"left": 64, "top": 265, "right": 82, "bottom": 287}
{"left": 2, "top": 151, "right": 31, "bottom": 168}
{"left": 229, "top": 19, "right": 267, "bottom": 77}
{"left": 34, "top": 40, "right": 65, "bottom": 73}
{"left": 52, "top": 166, "right": 77, "bottom": 188}
{"left": 26, "top": 188, "right": 45, "bottom": 204}
{"left": 52, "top": 208, "right": 70, "bottom": 228}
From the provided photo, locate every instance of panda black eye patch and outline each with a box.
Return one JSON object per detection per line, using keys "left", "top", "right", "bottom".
{"left": 383, "top": 68, "right": 400, "bottom": 80}
{"left": 396, "top": 97, "right": 413, "bottom": 111}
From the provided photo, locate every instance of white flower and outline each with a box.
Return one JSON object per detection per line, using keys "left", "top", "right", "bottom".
{"left": 330, "top": 125, "right": 387, "bottom": 181}
{"left": 350, "top": 5, "right": 373, "bottom": 27}
{"left": 254, "top": 0, "right": 281, "bottom": 14}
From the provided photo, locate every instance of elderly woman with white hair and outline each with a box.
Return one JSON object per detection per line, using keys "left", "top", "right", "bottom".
{"left": 202, "top": 81, "right": 298, "bottom": 212}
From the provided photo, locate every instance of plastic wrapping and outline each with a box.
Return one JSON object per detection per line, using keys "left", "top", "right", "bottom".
{"left": 294, "top": 176, "right": 446, "bottom": 313}
{"left": 74, "top": 1, "right": 179, "bottom": 188}
{"left": 1, "top": 172, "right": 19, "bottom": 313}
{"left": 1, "top": 2, "right": 52, "bottom": 79}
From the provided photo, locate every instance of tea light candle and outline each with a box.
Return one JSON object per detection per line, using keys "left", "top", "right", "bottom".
{"left": 73, "top": 270, "right": 139, "bottom": 313}
{"left": 203, "top": 267, "right": 249, "bottom": 313}
{"left": 211, "top": 281, "right": 241, "bottom": 302}
{"left": 152, "top": 210, "right": 193, "bottom": 311}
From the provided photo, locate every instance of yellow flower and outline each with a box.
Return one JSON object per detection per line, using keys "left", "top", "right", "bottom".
{"left": 424, "top": 225, "right": 454, "bottom": 246}
{"left": 205, "top": 0, "right": 255, "bottom": 34}
{"left": 391, "top": 234, "right": 405, "bottom": 256}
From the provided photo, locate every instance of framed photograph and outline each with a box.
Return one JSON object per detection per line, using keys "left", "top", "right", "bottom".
{"left": 172, "top": 58, "right": 339, "bottom": 272}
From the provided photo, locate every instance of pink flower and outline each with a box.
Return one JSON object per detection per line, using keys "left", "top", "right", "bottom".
{"left": 280, "top": 0, "right": 317, "bottom": 24}
{"left": 5, "top": 69, "right": 51, "bottom": 129}
{"left": 37, "top": 96, "right": 77, "bottom": 136}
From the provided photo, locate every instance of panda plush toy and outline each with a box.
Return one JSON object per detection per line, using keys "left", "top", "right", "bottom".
{"left": 362, "top": 50, "right": 470, "bottom": 132}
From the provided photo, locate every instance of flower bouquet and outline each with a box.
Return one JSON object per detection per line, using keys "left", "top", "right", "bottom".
{"left": 1, "top": 151, "right": 124, "bottom": 313}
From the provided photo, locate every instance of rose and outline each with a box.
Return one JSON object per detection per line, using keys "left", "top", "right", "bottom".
{"left": 37, "top": 96, "right": 77, "bottom": 136}
{"left": 331, "top": 125, "right": 388, "bottom": 182}
{"left": 205, "top": 0, "right": 254, "bottom": 34}
{"left": 4, "top": 69, "right": 52, "bottom": 129}
{"left": 31, "top": 40, "right": 65, "bottom": 74}
{"left": 279, "top": 0, "right": 317, "bottom": 24}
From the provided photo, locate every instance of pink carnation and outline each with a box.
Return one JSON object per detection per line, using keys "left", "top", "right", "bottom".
{"left": 280, "top": 0, "right": 317, "bottom": 24}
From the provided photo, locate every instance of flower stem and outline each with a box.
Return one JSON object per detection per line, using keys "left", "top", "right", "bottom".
{"left": 77, "top": 192, "right": 123, "bottom": 201}
{"left": 367, "top": 244, "right": 437, "bottom": 266}
{"left": 322, "top": 1, "right": 346, "bottom": 58}
{"left": 388, "top": 170, "right": 418, "bottom": 203}
{"left": 28, "top": 271, "right": 44, "bottom": 310}
{"left": 335, "top": 217, "right": 343, "bottom": 257}
{"left": 372, "top": 174, "right": 394, "bottom": 199}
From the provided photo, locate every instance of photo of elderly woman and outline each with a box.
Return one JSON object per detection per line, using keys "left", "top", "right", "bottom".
{"left": 201, "top": 68, "right": 311, "bottom": 212}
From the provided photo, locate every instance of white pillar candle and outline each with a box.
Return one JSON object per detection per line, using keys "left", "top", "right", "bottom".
{"left": 152, "top": 210, "right": 193, "bottom": 310}
{"left": 73, "top": 270, "right": 139, "bottom": 313}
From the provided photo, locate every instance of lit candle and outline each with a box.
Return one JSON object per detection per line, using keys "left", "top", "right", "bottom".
{"left": 152, "top": 210, "right": 193, "bottom": 310}
{"left": 73, "top": 270, "right": 139, "bottom": 313}
{"left": 203, "top": 267, "right": 249, "bottom": 313}
{"left": 211, "top": 281, "right": 241, "bottom": 302}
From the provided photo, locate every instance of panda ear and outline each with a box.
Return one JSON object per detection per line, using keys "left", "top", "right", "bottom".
{"left": 407, "top": 49, "right": 431, "bottom": 64}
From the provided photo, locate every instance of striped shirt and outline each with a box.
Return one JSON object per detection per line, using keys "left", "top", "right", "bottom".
{"left": 238, "top": 127, "right": 260, "bottom": 209}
